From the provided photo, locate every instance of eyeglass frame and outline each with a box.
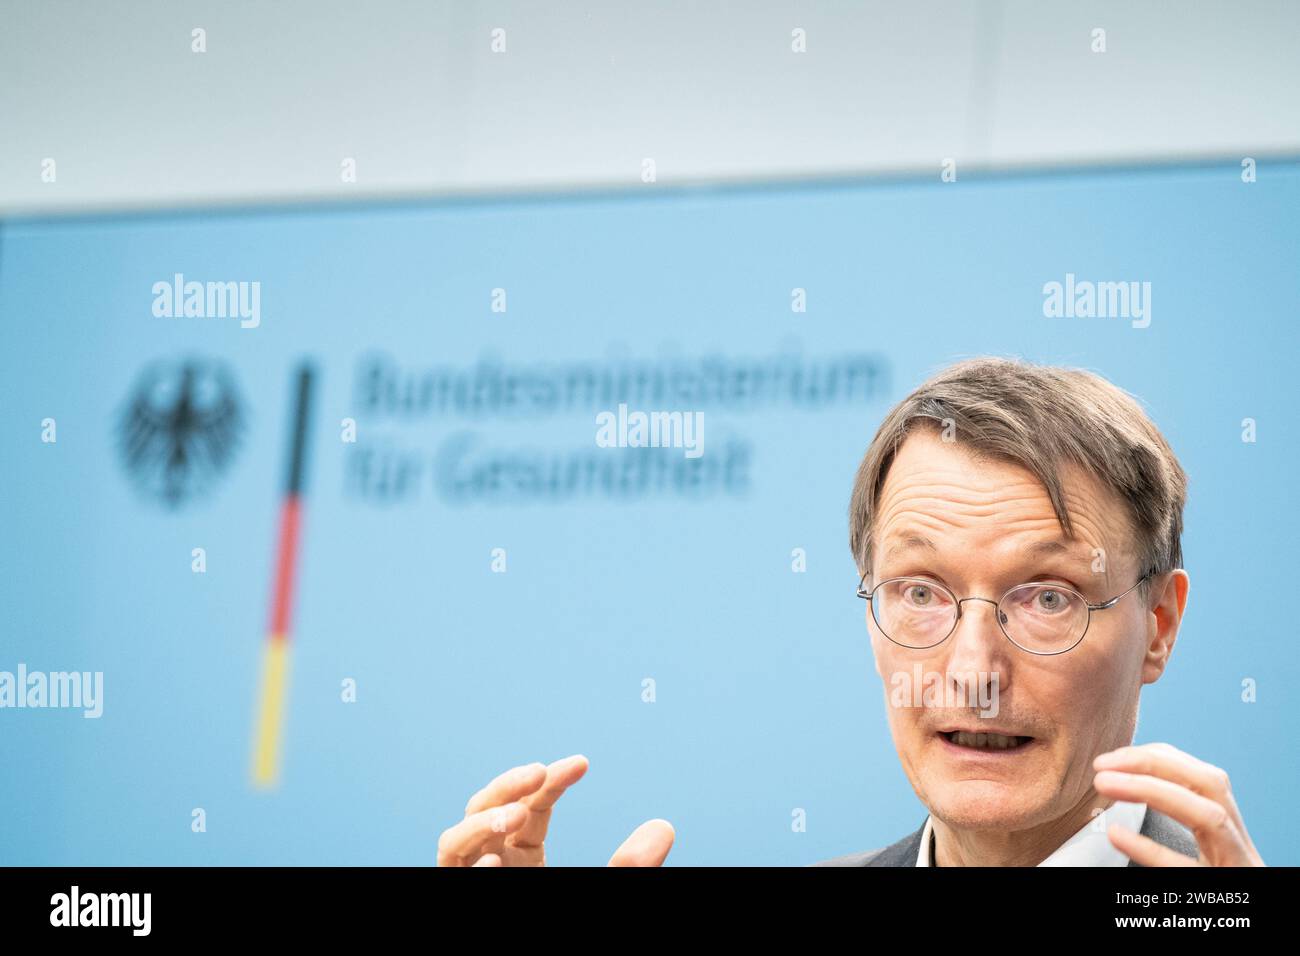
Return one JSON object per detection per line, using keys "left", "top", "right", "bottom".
{"left": 855, "top": 569, "right": 1155, "bottom": 656}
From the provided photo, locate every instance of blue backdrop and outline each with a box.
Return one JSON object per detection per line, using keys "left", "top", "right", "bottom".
{"left": 1, "top": 162, "right": 1297, "bottom": 865}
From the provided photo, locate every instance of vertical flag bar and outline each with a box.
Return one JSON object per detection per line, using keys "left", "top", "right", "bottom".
{"left": 252, "top": 364, "right": 315, "bottom": 788}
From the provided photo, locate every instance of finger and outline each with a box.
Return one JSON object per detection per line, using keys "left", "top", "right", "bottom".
{"left": 511, "top": 754, "right": 591, "bottom": 848}
{"left": 437, "top": 801, "right": 529, "bottom": 867}
{"left": 1093, "top": 770, "right": 1250, "bottom": 864}
{"left": 1106, "top": 823, "right": 1200, "bottom": 867}
{"left": 1095, "top": 744, "right": 1265, "bottom": 864}
{"left": 1094, "top": 744, "right": 1242, "bottom": 821}
{"left": 608, "top": 819, "right": 675, "bottom": 867}
{"left": 472, "top": 853, "right": 502, "bottom": 867}
{"left": 464, "top": 762, "right": 549, "bottom": 816}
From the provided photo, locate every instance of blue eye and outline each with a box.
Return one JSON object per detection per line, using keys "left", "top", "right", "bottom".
{"left": 905, "top": 584, "right": 933, "bottom": 606}
{"left": 1032, "top": 587, "right": 1075, "bottom": 613}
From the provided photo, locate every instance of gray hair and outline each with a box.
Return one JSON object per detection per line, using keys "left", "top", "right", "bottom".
{"left": 848, "top": 357, "right": 1187, "bottom": 584}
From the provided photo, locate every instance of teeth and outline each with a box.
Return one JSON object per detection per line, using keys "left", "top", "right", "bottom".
{"left": 950, "top": 731, "right": 1021, "bottom": 750}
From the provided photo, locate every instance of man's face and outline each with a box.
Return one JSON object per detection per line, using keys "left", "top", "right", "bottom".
{"left": 869, "top": 429, "right": 1154, "bottom": 832}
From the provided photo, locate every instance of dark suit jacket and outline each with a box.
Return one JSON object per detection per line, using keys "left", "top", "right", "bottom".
{"left": 812, "top": 807, "right": 1198, "bottom": 866}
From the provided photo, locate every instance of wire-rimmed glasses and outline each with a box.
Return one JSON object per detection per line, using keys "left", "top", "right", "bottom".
{"left": 855, "top": 571, "right": 1152, "bottom": 656}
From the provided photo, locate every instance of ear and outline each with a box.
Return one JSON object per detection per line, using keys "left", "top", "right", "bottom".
{"left": 1140, "top": 569, "right": 1189, "bottom": 685}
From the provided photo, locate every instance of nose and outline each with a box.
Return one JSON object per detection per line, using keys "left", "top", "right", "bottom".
{"left": 942, "top": 597, "right": 1012, "bottom": 699}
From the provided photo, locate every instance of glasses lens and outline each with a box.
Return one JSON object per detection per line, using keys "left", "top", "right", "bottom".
{"left": 998, "top": 583, "right": 1089, "bottom": 653}
{"left": 872, "top": 578, "right": 957, "bottom": 648}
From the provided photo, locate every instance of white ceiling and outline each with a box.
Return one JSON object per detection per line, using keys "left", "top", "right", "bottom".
{"left": 2, "top": 0, "right": 1297, "bottom": 216}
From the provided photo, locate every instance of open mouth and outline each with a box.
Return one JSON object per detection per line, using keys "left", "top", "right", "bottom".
{"left": 940, "top": 730, "right": 1035, "bottom": 751}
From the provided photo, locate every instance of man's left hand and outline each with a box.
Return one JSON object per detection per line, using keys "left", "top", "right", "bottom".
{"left": 1093, "top": 742, "right": 1265, "bottom": 866}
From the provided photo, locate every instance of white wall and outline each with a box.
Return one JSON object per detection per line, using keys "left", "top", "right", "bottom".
{"left": 2, "top": 0, "right": 1297, "bottom": 216}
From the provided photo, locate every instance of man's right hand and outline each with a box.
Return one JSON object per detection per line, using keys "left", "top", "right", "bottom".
{"left": 436, "top": 754, "right": 675, "bottom": 867}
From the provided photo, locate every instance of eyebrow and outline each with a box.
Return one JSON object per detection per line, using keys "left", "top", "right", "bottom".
{"left": 882, "top": 534, "right": 937, "bottom": 560}
{"left": 1025, "top": 539, "right": 1070, "bottom": 557}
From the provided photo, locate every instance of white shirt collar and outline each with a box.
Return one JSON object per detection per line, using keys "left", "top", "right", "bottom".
{"left": 916, "top": 801, "right": 1147, "bottom": 866}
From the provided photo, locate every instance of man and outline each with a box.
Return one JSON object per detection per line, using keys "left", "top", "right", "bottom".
{"left": 435, "top": 357, "right": 1265, "bottom": 867}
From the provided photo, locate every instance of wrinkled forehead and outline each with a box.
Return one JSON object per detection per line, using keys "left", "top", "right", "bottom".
{"left": 873, "top": 430, "right": 1138, "bottom": 573}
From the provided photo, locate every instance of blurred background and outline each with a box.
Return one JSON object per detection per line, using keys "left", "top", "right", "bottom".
{"left": 1, "top": 1, "right": 1297, "bottom": 865}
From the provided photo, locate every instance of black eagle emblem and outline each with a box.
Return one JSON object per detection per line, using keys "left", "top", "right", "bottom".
{"left": 118, "top": 359, "right": 244, "bottom": 507}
